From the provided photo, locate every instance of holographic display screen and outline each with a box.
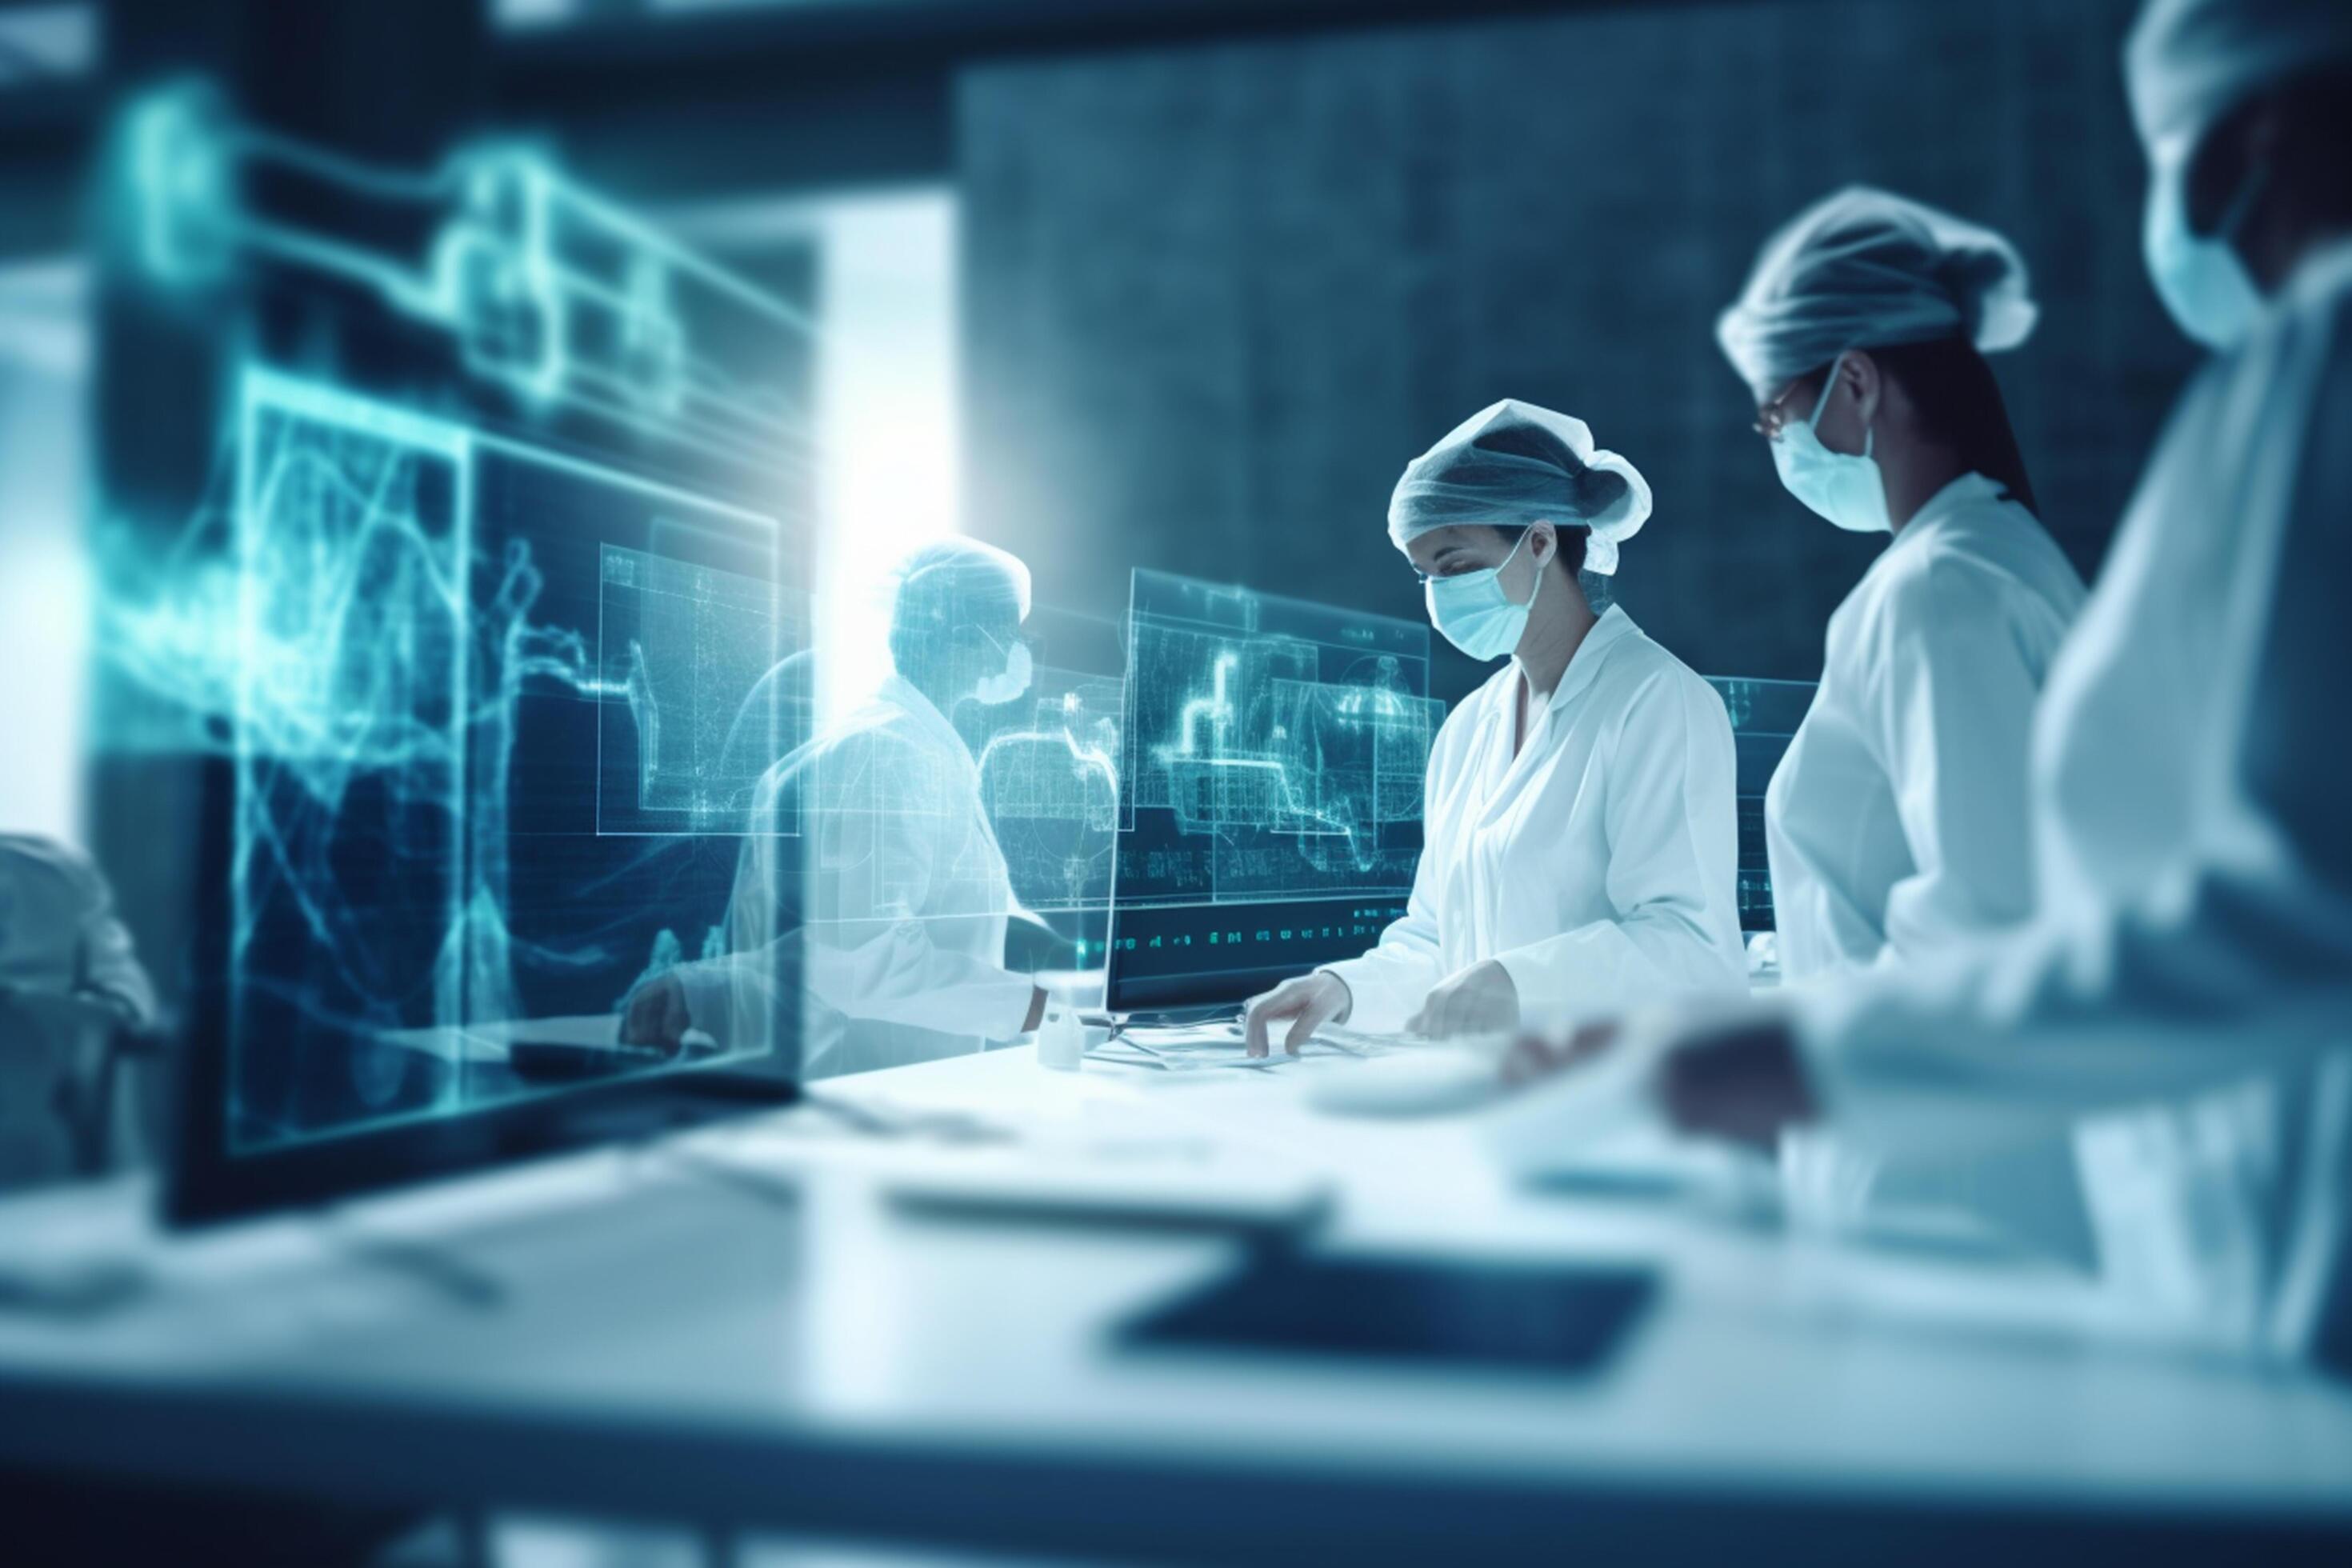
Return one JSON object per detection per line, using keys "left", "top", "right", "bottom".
{"left": 224, "top": 370, "right": 799, "bottom": 1154}
{"left": 1107, "top": 569, "right": 1436, "bottom": 1011}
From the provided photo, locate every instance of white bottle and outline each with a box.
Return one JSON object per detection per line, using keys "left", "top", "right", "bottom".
{"left": 1037, "top": 1007, "right": 1086, "bottom": 1072}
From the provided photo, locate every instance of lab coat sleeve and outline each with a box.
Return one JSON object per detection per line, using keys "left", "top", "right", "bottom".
{"left": 1493, "top": 669, "right": 1747, "bottom": 1029}
{"left": 1867, "top": 556, "right": 2052, "bottom": 955}
{"left": 1320, "top": 742, "right": 1452, "bottom": 1032}
{"left": 1796, "top": 318, "right": 2352, "bottom": 1156}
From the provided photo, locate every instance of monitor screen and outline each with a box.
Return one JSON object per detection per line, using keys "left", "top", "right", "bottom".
{"left": 1706, "top": 674, "right": 1817, "bottom": 934}
{"left": 1107, "top": 570, "right": 1440, "bottom": 1013}
{"left": 212, "top": 369, "right": 807, "bottom": 1162}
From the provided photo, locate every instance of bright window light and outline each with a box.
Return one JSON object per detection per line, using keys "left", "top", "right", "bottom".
{"left": 0, "top": 260, "right": 91, "bottom": 842}
{"left": 666, "top": 186, "right": 960, "bottom": 726}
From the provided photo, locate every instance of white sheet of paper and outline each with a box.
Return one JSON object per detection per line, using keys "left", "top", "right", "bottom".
{"left": 1094, "top": 1023, "right": 1354, "bottom": 1070}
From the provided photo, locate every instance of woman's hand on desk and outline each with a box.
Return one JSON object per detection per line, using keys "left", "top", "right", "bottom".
{"left": 1498, "top": 1009, "right": 1820, "bottom": 1152}
{"left": 1242, "top": 972, "right": 1352, "bottom": 1057}
{"left": 1406, "top": 960, "right": 1518, "bottom": 1040}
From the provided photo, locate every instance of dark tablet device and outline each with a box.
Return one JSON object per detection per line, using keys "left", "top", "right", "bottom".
{"left": 1120, "top": 1250, "right": 1657, "bottom": 1378}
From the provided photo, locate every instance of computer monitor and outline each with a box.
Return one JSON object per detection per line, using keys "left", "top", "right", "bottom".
{"left": 119, "top": 110, "right": 829, "bottom": 1224}
{"left": 168, "top": 367, "right": 810, "bottom": 1222}
{"left": 1105, "top": 570, "right": 1441, "bottom": 1014}
{"left": 1703, "top": 674, "right": 1818, "bottom": 933}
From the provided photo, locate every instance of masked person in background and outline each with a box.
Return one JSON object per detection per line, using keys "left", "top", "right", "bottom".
{"left": 626, "top": 538, "right": 1049, "bottom": 1078}
{"left": 1723, "top": 188, "right": 2086, "bottom": 985}
{"left": 1506, "top": 0, "right": 2352, "bottom": 1367}
{"left": 1718, "top": 189, "right": 2092, "bottom": 1253}
{"left": 1243, "top": 401, "right": 1746, "bottom": 1056}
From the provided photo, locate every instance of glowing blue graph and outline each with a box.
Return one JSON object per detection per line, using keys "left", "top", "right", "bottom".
{"left": 976, "top": 671, "right": 1122, "bottom": 912}
{"left": 596, "top": 543, "right": 804, "bottom": 835}
{"left": 1119, "top": 570, "right": 1438, "bottom": 909}
{"left": 116, "top": 81, "right": 813, "bottom": 473}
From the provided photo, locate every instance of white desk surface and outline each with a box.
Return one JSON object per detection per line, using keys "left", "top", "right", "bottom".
{"left": 2, "top": 1044, "right": 2349, "bottom": 1562}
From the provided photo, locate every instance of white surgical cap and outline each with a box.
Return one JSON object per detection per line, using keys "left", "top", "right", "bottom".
{"left": 1715, "top": 186, "right": 2038, "bottom": 406}
{"left": 2126, "top": 0, "right": 2352, "bottom": 149}
{"left": 1387, "top": 400, "right": 1651, "bottom": 576}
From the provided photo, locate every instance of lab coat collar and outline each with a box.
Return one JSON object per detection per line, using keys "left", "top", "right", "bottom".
{"left": 1533, "top": 602, "right": 1638, "bottom": 714}
{"left": 877, "top": 673, "right": 975, "bottom": 769}
{"left": 1903, "top": 470, "right": 2013, "bottom": 537}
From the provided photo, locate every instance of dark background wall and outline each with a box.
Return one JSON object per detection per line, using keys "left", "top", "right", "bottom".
{"left": 960, "top": 0, "right": 2194, "bottom": 703}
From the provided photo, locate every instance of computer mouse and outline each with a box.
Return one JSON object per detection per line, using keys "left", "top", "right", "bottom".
{"left": 1306, "top": 1052, "right": 1504, "bottom": 1118}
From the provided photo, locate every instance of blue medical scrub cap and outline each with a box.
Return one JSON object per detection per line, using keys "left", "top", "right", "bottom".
{"left": 1387, "top": 400, "right": 1651, "bottom": 576}
{"left": 1715, "top": 186, "right": 2038, "bottom": 406}
{"left": 2126, "top": 0, "right": 2352, "bottom": 150}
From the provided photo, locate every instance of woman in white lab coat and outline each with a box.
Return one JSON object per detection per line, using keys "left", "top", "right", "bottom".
{"left": 1243, "top": 401, "right": 1747, "bottom": 1054}
{"left": 1717, "top": 190, "right": 2092, "bottom": 1247}
{"left": 1511, "top": 0, "right": 2352, "bottom": 1363}
{"left": 1722, "top": 188, "right": 2088, "bottom": 982}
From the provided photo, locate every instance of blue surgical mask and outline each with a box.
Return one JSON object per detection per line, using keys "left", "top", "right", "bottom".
{"left": 974, "top": 633, "right": 1032, "bottom": 706}
{"left": 1770, "top": 353, "right": 1890, "bottom": 534}
{"left": 1425, "top": 530, "right": 1542, "bottom": 661}
{"left": 2143, "top": 132, "right": 2267, "bottom": 351}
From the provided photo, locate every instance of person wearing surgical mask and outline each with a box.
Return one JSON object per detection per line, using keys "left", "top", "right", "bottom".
{"left": 1716, "top": 190, "right": 2092, "bottom": 1252}
{"left": 1506, "top": 0, "right": 2352, "bottom": 1366}
{"left": 1243, "top": 401, "right": 1746, "bottom": 1056}
{"left": 626, "top": 538, "right": 1049, "bottom": 1077}
{"left": 1725, "top": 188, "right": 2086, "bottom": 982}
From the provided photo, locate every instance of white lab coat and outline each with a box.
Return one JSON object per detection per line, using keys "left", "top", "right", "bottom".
{"left": 1326, "top": 606, "right": 1747, "bottom": 1034}
{"left": 1766, "top": 474, "right": 2090, "bottom": 1254}
{"left": 1795, "top": 241, "right": 2352, "bottom": 1361}
{"left": 678, "top": 675, "right": 1037, "bottom": 1079}
{"left": 1767, "top": 472, "right": 2086, "bottom": 977}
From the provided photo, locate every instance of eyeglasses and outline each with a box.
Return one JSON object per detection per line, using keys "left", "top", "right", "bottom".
{"left": 1752, "top": 379, "right": 1811, "bottom": 441}
{"left": 1411, "top": 532, "right": 1538, "bottom": 586}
